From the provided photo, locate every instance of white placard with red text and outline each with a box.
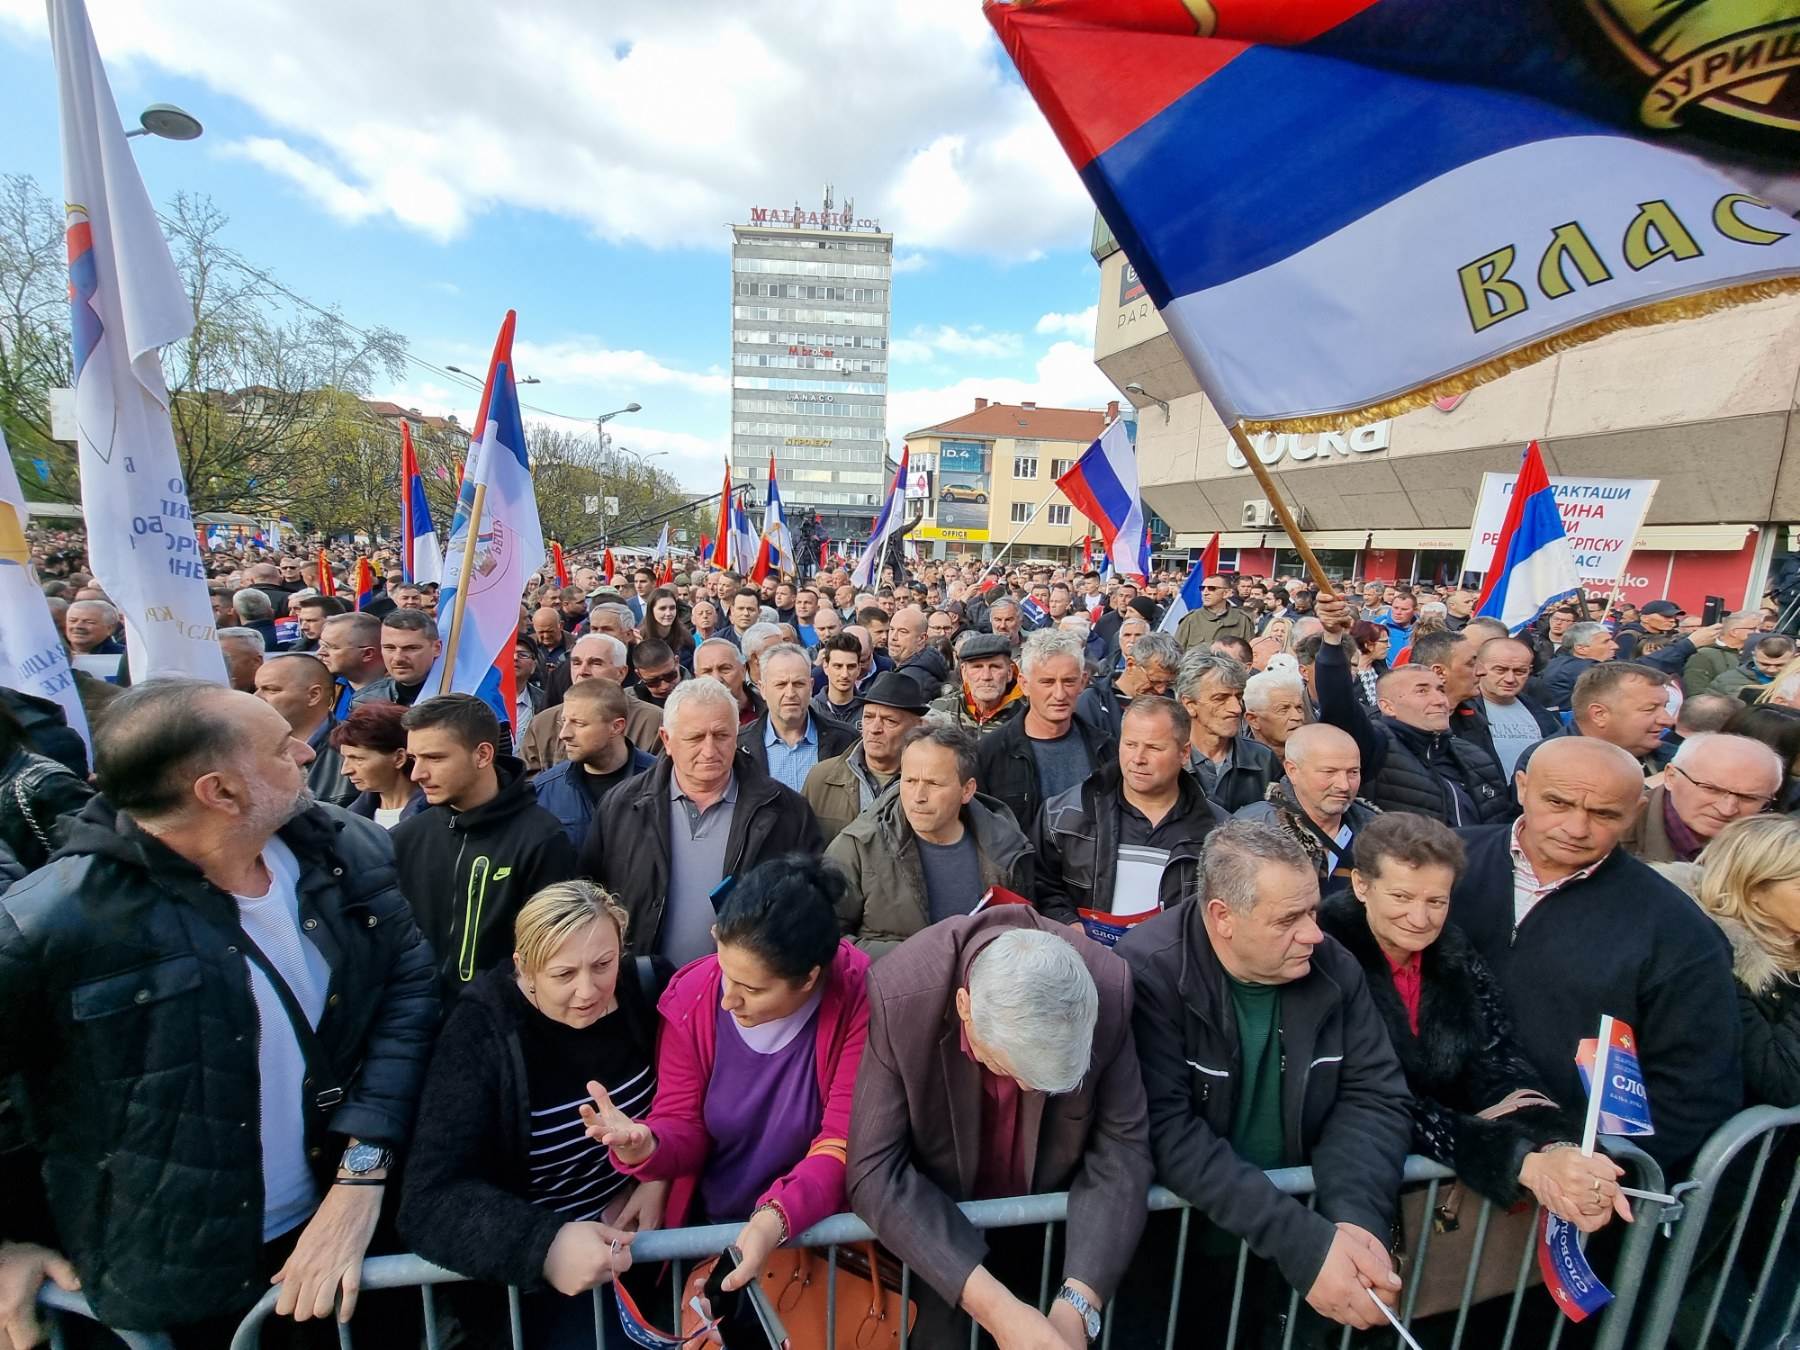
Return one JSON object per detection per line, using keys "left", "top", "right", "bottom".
{"left": 1461, "top": 473, "right": 1657, "bottom": 587}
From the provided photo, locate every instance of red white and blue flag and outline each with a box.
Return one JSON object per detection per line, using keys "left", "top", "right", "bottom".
{"left": 751, "top": 453, "right": 794, "bottom": 583}
{"left": 1159, "top": 532, "right": 1220, "bottom": 634}
{"left": 988, "top": 0, "right": 1800, "bottom": 433}
{"left": 1056, "top": 418, "right": 1148, "bottom": 581}
{"left": 1472, "top": 441, "right": 1582, "bottom": 634}
{"left": 853, "top": 444, "right": 910, "bottom": 589}
{"left": 1576, "top": 1017, "right": 1655, "bottom": 1139}
{"left": 353, "top": 557, "right": 376, "bottom": 612}
{"left": 1538, "top": 1212, "right": 1613, "bottom": 1324}
{"left": 1020, "top": 594, "right": 1051, "bottom": 630}
{"left": 400, "top": 421, "right": 441, "bottom": 586}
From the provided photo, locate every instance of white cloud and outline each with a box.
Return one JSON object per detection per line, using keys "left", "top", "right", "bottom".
{"left": 1035, "top": 306, "right": 1098, "bottom": 339}
{"left": 7, "top": 0, "right": 1096, "bottom": 258}
{"left": 889, "top": 340, "right": 1122, "bottom": 444}
{"left": 891, "top": 252, "right": 931, "bottom": 274}
{"left": 511, "top": 340, "right": 730, "bottom": 397}
{"left": 891, "top": 324, "right": 1021, "bottom": 365}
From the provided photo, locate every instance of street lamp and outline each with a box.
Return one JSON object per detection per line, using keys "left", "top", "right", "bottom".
{"left": 124, "top": 103, "right": 204, "bottom": 141}
{"left": 446, "top": 364, "right": 539, "bottom": 385}
{"left": 597, "top": 403, "right": 642, "bottom": 428}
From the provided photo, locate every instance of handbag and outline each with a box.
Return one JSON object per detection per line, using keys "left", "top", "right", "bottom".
{"left": 680, "top": 1243, "right": 917, "bottom": 1350}
{"left": 1396, "top": 1090, "right": 1557, "bottom": 1318}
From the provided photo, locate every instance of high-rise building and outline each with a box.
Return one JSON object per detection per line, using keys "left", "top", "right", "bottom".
{"left": 730, "top": 189, "right": 892, "bottom": 540}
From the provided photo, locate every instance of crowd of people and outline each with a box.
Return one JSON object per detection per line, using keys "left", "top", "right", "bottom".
{"left": 2, "top": 531, "right": 1797, "bottom": 1350}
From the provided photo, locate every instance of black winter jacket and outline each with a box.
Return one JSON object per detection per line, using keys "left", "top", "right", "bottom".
{"left": 0, "top": 800, "right": 438, "bottom": 1330}
{"left": 1450, "top": 826, "right": 1742, "bottom": 1171}
{"left": 1317, "top": 895, "right": 1584, "bottom": 1207}
{"left": 973, "top": 712, "right": 1115, "bottom": 841}
{"left": 1537, "top": 638, "right": 1697, "bottom": 709}
{"left": 1032, "top": 763, "right": 1227, "bottom": 920}
{"left": 1233, "top": 781, "right": 1381, "bottom": 894}
{"left": 397, "top": 960, "right": 665, "bottom": 1288}
{"left": 1318, "top": 639, "right": 1511, "bottom": 826}
{"left": 578, "top": 749, "right": 823, "bottom": 956}
{"left": 390, "top": 757, "right": 579, "bottom": 993}
{"left": 0, "top": 747, "right": 93, "bottom": 873}
{"left": 1116, "top": 902, "right": 1412, "bottom": 1295}
{"left": 1192, "top": 735, "right": 1282, "bottom": 814}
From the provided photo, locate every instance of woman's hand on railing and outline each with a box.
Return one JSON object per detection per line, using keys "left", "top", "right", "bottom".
{"left": 1520, "top": 1147, "right": 1631, "bottom": 1232}
{"left": 542, "top": 1222, "right": 636, "bottom": 1297}
{"left": 719, "top": 1207, "right": 786, "bottom": 1294}
{"left": 614, "top": 1180, "right": 668, "bottom": 1233}
{"left": 579, "top": 1081, "right": 656, "bottom": 1166}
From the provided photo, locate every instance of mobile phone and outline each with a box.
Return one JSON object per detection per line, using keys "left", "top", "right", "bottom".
{"left": 701, "top": 1246, "right": 791, "bottom": 1350}
{"left": 1701, "top": 595, "right": 1725, "bottom": 626}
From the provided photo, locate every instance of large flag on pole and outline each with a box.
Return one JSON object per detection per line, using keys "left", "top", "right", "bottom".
{"left": 852, "top": 444, "right": 910, "bottom": 590}
{"left": 652, "top": 523, "right": 674, "bottom": 587}
{"left": 1159, "top": 532, "right": 1220, "bottom": 634}
{"left": 399, "top": 421, "right": 441, "bottom": 585}
{"left": 987, "top": 1, "right": 1800, "bottom": 436}
{"left": 0, "top": 429, "right": 90, "bottom": 753}
{"left": 1473, "top": 441, "right": 1583, "bottom": 633}
{"left": 709, "top": 460, "right": 734, "bottom": 571}
{"left": 1056, "top": 419, "right": 1149, "bottom": 580}
{"left": 750, "top": 454, "right": 794, "bottom": 583}
{"left": 432, "top": 312, "right": 545, "bottom": 730}
{"left": 51, "top": 0, "right": 224, "bottom": 683}
{"left": 729, "top": 493, "right": 759, "bottom": 575}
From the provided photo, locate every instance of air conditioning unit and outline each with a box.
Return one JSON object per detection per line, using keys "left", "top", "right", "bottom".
{"left": 1242, "top": 500, "right": 1277, "bottom": 528}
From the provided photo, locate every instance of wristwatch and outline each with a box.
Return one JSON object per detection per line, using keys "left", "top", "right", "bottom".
{"left": 1056, "top": 1285, "right": 1102, "bottom": 1343}
{"left": 339, "top": 1143, "right": 395, "bottom": 1176}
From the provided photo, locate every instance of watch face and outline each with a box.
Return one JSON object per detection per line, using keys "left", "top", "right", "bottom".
{"left": 344, "top": 1144, "right": 386, "bottom": 1173}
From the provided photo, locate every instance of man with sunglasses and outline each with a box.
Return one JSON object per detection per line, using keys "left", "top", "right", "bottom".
{"left": 1173, "top": 574, "right": 1256, "bottom": 651}
{"left": 1623, "top": 732, "right": 1784, "bottom": 864}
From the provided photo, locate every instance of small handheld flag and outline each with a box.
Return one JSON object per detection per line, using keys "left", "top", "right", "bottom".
{"left": 1158, "top": 533, "right": 1220, "bottom": 635}
{"left": 1538, "top": 1214, "right": 1613, "bottom": 1323}
{"left": 709, "top": 459, "right": 734, "bottom": 572}
{"left": 1575, "top": 1017, "right": 1654, "bottom": 1139}
{"left": 400, "top": 421, "right": 442, "bottom": 586}
{"left": 1020, "top": 594, "right": 1051, "bottom": 630}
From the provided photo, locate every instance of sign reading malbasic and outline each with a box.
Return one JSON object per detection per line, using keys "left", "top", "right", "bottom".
{"left": 1462, "top": 473, "right": 1658, "bottom": 586}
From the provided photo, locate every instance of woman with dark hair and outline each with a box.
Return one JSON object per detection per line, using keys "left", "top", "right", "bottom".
{"left": 583, "top": 854, "right": 870, "bottom": 1300}
{"left": 328, "top": 700, "right": 426, "bottom": 827}
{"left": 1319, "top": 813, "right": 1628, "bottom": 1229}
{"left": 0, "top": 698, "right": 93, "bottom": 878}
{"left": 1725, "top": 702, "right": 1800, "bottom": 814}
{"left": 1348, "top": 619, "right": 1391, "bottom": 712}
{"left": 638, "top": 586, "right": 695, "bottom": 669}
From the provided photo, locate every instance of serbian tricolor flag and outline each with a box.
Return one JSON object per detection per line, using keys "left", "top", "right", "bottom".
{"left": 1056, "top": 419, "right": 1148, "bottom": 581}
{"left": 708, "top": 459, "right": 734, "bottom": 571}
{"left": 1576, "top": 1016, "right": 1655, "bottom": 1140}
{"left": 399, "top": 421, "right": 441, "bottom": 586}
{"left": 315, "top": 549, "right": 337, "bottom": 598}
{"left": 987, "top": 1, "right": 1800, "bottom": 435}
{"left": 353, "top": 557, "right": 376, "bottom": 611}
{"left": 1158, "top": 532, "right": 1219, "bottom": 634}
{"left": 750, "top": 453, "right": 793, "bottom": 583}
{"left": 550, "top": 540, "right": 569, "bottom": 588}
{"left": 1473, "top": 441, "right": 1581, "bottom": 634}
{"left": 852, "top": 444, "right": 910, "bottom": 589}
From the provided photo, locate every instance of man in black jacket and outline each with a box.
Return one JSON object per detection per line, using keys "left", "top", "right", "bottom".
{"left": 0, "top": 680, "right": 437, "bottom": 1337}
{"left": 975, "top": 627, "right": 1115, "bottom": 832}
{"left": 1454, "top": 635, "right": 1561, "bottom": 779}
{"left": 578, "top": 676, "right": 821, "bottom": 964}
{"left": 1174, "top": 650, "right": 1280, "bottom": 812}
{"left": 391, "top": 695, "right": 577, "bottom": 992}
{"left": 1034, "top": 697, "right": 1226, "bottom": 922}
{"left": 1316, "top": 594, "right": 1511, "bottom": 826}
{"left": 1449, "top": 736, "right": 1742, "bottom": 1174}
{"left": 1235, "top": 723, "right": 1380, "bottom": 893}
{"left": 1116, "top": 820, "right": 1410, "bottom": 1346}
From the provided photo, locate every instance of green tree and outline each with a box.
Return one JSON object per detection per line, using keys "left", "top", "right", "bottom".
{"left": 0, "top": 174, "right": 75, "bottom": 499}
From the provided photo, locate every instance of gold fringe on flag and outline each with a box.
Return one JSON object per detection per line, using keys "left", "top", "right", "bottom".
{"left": 1237, "top": 276, "right": 1800, "bottom": 435}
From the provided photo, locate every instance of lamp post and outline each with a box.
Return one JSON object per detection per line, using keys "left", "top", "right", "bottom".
{"left": 445, "top": 364, "right": 539, "bottom": 385}
{"left": 124, "top": 103, "right": 203, "bottom": 141}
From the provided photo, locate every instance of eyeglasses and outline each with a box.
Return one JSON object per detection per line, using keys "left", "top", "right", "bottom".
{"left": 639, "top": 668, "right": 681, "bottom": 688}
{"left": 1668, "top": 764, "right": 1777, "bottom": 812}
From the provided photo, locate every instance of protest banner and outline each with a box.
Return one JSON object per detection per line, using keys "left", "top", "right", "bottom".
{"left": 1462, "top": 474, "right": 1657, "bottom": 587}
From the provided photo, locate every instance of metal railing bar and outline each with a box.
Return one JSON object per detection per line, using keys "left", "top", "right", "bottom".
{"left": 420, "top": 1283, "right": 441, "bottom": 1350}
{"left": 1696, "top": 1132, "right": 1775, "bottom": 1350}
{"left": 1498, "top": 1201, "right": 1544, "bottom": 1350}
{"left": 1223, "top": 1235, "right": 1247, "bottom": 1350}
{"left": 506, "top": 1282, "right": 523, "bottom": 1350}
{"left": 1037, "top": 1221, "right": 1054, "bottom": 1313}
{"left": 1398, "top": 1176, "right": 1439, "bottom": 1327}
{"left": 1739, "top": 1157, "right": 1800, "bottom": 1348}
{"left": 1449, "top": 1198, "right": 1494, "bottom": 1350}
{"left": 1165, "top": 1204, "right": 1193, "bottom": 1350}
{"left": 826, "top": 1241, "right": 839, "bottom": 1348}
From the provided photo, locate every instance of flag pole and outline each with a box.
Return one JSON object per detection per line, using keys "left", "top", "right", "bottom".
{"left": 1226, "top": 422, "right": 1336, "bottom": 597}
{"left": 971, "top": 482, "right": 1062, "bottom": 588}
{"left": 438, "top": 482, "right": 488, "bottom": 695}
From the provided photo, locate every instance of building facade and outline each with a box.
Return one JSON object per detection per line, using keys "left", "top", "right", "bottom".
{"left": 729, "top": 200, "right": 893, "bottom": 539}
{"left": 904, "top": 398, "right": 1124, "bottom": 564}
{"left": 1091, "top": 218, "right": 1800, "bottom": 611}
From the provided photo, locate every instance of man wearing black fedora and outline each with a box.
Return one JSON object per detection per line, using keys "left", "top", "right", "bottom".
{"left": 802, "top": 671, "right": 930, "bottom": 842}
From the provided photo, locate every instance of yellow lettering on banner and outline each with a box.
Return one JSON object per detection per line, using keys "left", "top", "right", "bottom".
{"left": 1623, "top": 200, "right": 1702, "bottom": 271}
{"left": 1459, "top": 246, "right": 1527, "bottom": 332}
{"left": 1713, "top": 193, "right": 1791, "bottom": 246}
{"left": 1537, "top": 222, "right": 1614, "bottom": 299}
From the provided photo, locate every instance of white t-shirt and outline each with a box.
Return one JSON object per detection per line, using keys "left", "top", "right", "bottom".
{"left": 231, "top": 838, "right": 331, "bottom": 1240}
{"left": 372, "top": 806, "right": 405, "bottom": 830}
{"left": 1111, "top": 844, "right": 1173, "bottom": 916}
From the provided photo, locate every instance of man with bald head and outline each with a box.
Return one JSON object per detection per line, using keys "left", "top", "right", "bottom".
{"left": 253, "top": 653, "right": 357, "bottom": 807}
{"left": 1235, "top": 723, "right": 1379, "bottom": 893}
{"left": 886, "top": 604, "right": 949, "bottom": 698}
{"left": 528, "top": 606, "right": 573, "bottom": 671}
{"left": 520, "top": 632, "right": 663, "bottom": 772}
{"left": 1623, "top": 732, "right": 1784, "bottom": 863}
{"left": 1449, "top": 736, "right": 1741, "bottom": 1171}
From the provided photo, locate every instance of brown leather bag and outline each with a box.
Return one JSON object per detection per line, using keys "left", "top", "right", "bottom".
{"left": 1396, "top": 1090, "right": 1555, "bottom": 1318}
{"left": 682, "top": 1243, "right": 918, "bottom": 1349}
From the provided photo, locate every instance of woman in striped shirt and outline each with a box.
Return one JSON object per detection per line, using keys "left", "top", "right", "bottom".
{"left": 399, "top": 882, "right": 669, "bottom": 1348}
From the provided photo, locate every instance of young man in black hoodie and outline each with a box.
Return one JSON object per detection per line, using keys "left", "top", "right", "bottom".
{"left": 391, "top": 695, "right": 578, "bottom": 995}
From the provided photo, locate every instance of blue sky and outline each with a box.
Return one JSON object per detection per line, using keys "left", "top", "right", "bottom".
{"left": 0, "top": 1, "right": 1117, "bottom": 490}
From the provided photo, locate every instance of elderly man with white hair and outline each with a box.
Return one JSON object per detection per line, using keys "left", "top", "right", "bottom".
{"left": 62, "top": 598, "right": 123, "bottom": 656}
{"left": 975, "top": 627, "right": 1115, "bottom": 834}
{"left": 1623, "top": 731, "right": 1785, "bottom": 864}
{"left": 576, "top": 675, "right": 820, "bottom": 965}
{"left": 1243, "top": 668, "right": 1309, "bottom": 759}
{"left": 847, "top": 906, "right": 1151, "bottom": 1348}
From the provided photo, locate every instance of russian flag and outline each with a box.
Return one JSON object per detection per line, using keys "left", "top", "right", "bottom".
{"left": 1056, "top": 418, "right": 1147, "bottom": 580}
{"left": 987, "top": 1, "right": 1800, "bottom": 433}
{"left": 1158, "top": 532, "right": 1219, "bottom": 634}
{"left": 853, "top": 444, "right": 910, "bottom": 589}
{"left": 1472, "top": 441, "right": 1581, "bottom": 634}
{"left": 400, "top": 421, "right": 441, "bottom": 585}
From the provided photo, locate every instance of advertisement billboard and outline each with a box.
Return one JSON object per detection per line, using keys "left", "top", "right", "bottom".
{"left": 920, "top": 439, "right": 991, "bottom": 541}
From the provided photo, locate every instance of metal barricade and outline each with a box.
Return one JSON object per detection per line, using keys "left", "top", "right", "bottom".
{"left": 1637, "top": 1104, "right": 1800, "bottom": 1350}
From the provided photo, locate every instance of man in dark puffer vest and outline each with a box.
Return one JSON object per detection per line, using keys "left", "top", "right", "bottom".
{"left": 0, "top": 680, "right": 437, "bottom": 1337}
{"left": 1315, "top": 594, "right": 1511, "bottom": 827}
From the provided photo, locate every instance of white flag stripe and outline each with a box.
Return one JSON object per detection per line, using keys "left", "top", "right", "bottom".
{"left": 0, "top": 428, "right": 91, "bottom": 752}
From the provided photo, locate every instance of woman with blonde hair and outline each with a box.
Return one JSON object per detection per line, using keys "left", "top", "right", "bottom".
{"left": 1755, "top": 654, "right": 1800, "bottom": 710}
{"left": 400, "top": 882, "right": 670, "bottom": 1347}
{"left": 1249, "top": 615, "right": 1293, "bottom": 671}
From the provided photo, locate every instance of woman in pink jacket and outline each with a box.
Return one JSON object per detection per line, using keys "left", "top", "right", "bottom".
{"left": 583, "top": 855, "right": 870, "bottom": 1294}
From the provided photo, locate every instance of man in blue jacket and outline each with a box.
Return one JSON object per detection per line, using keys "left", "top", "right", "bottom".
{"left": 532, "top": 679, "right": 654, "bottom": 847}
